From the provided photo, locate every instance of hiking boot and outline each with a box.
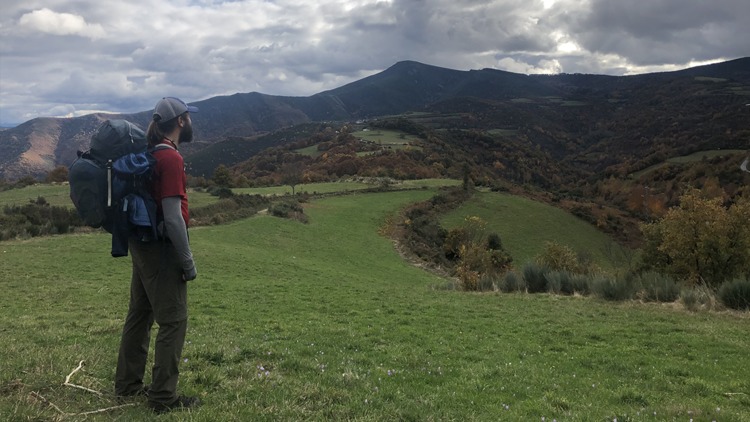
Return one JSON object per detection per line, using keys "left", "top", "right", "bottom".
{"left": 148, "top": 395, "right": 201, "bottom": 414}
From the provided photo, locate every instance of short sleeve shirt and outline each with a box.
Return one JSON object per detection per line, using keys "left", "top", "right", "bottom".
{"left": 151, "top": 143, "right": 189, "bottom": 225}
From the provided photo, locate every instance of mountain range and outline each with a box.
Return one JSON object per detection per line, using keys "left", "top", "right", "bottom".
{"left": 1, "top": 58, "right": 749, "bottom": 181}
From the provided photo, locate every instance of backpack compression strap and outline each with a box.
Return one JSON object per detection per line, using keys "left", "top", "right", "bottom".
{"left": 107, "top": 159, "right": 113, "bottom": 208}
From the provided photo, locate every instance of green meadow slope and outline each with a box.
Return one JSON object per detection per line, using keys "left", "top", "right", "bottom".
{"left": 442, "top": 191, "right": 625, "bottom": 269}
{"left": 1, "top": 190, "right": 749, "bottom": 420}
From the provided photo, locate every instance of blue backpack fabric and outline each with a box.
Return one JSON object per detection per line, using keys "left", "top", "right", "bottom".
{"left": 69, "top": 119, "right": 160, "bottom": 257}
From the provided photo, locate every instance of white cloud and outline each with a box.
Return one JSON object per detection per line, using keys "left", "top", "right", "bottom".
{"left": 18, "top": 8, "right": 105, "bottom": 39}
{"left": 0, "top": 0, "right": 748, "bottom": 126}
{"left": 496, "top": 57, "right": 563, "bottom": 74}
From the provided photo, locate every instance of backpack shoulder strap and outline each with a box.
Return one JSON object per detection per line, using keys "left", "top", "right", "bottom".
{"left": 150, "top": 143, "right": 175, "bottom": 152}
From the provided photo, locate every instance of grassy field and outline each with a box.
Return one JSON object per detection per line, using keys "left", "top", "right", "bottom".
{"left": 630, "top": 149, "right": 745, "bottom": 179}
{"left": 441, "top": 191, "right": 622, "bottom": 269}
{"left": 0, "top": 184, "right": 220, "bottom": 210}
{"left": 0, "top": 179, "right": 460, "bottom": 210}
{"left": 0, "top": 184, "right": 73, "bottom": 208}
{"left": 293, "top": 129, "right": 420, "bottom": 158}
{"left": 352, "top": 129, "right": 422, "bottom": 153}
{"left": 293, "top": 144, "right": 323, "bottom": 158}
{"left": 233, "top": 179, "right": 460, "bottom": 196}
{"left": 1, "top": 190, "right": 749, "bottom": 420}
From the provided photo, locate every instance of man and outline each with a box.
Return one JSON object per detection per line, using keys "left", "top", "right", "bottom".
{"left": 115, "top": 97, "right": 200, "bottom": 414}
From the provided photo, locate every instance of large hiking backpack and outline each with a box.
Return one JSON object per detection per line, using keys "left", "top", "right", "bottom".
{"left": 69, "top": 119, "right": 159, "bottom": 257}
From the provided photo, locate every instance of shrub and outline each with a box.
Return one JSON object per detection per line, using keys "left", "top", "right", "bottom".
{"left": 545, "top": 271, "right": 574, "bottom": 295}
{"left": 571, "top": 274, "right": 591, "bottom": 296}
{"left": 269, "top": 200, "right": 308, "bottom": 223}
{"left": 487, "top": 233, "right": 503, "bottom": 250}
{"left": 191, "top": 199, "right": 240, "bottom": 221}
{"left": 500, "top": 271, "right": 525, "bottom": 293}
{"left": 680, "top": 288, "right": 701, "bottom": 311}
{"left": 546, "top": 271, "right": 562, "bottom": 294}
{"left": 1, "top": 200, "right": 82, "bottom": 240}
{"left": 477, "top": 274, "right": 497, "bottom": 292}
{"left": 210, "top": 186, "right": 234, "bottom": 198}
{"left": 591, "top": 275, "right": 636, "bottom": 301}
{"left": 443, "top": 227, "right": 468, "bottom": 261}
{"left": 535, "top": 241, "right": 587, "bottom": 274}
{"left": 681, "top": 284, "right": 717, "bottom": 312}
{"left": 456, "top": 243, "right": 491, "bottom": 291}
{"left": 456, "top": 265, "right": 480, "bottom": 291}
{"left": 488, "top": 249, "right": 513, "bottom": 272}
{"left": 189, "top": 194, "right": 270, "bottom": 226}
{"left": 523, "top": 262, "right": 549, "bottom": 293}
{"left": 639, "top": 271, "right": 680, "bottom": 303}
{"left": 718, "top": 279, "right": 750, "bottom": 311}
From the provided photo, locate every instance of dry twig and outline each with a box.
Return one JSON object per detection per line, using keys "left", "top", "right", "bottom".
{"left": 63, "top": 360, "right": 102, "bottom": 396}
{"left": 28, "top": 360, "right": 137, "bottom": 418}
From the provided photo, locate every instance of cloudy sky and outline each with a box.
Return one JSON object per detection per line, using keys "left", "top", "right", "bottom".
{"left": 1, "top": 0, "right": 748, "bottom": 126}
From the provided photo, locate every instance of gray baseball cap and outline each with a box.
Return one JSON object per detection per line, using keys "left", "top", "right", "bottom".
{"left": 152, "top": 97, "right": 199, "bottom": 122}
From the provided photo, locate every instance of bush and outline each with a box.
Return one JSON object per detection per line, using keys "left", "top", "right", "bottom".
{"left": 210, "top": 186, "right": 234, "bottom": 198}
{"left": 680, "top": 284, "right": 717, "bottom": 312}
{"left": 477, "top": 274, "right": 497, "bottom": 292}
{"left": 571, "top": 274, "right": 591, "bottom": 296}
{"left": 523, "top": 262, "right": 549, "bottom": 293}
{"left": 487, "top": 233, "right": 503, "bottom": 250}
{"left": 190, "top": 194, "right": 270, "bottom": 226}
{"left": 269, "top": 200, "right": 308, "bottom": 223}
{"left": 443, "top": 227, "right": 467, "bottom": 261}
{"left": 639, "top": 271, "right": 680, "bottom": 303}
{"left": 535, "top": 241, "right": 589, "bottom": 274}
{"left": 500, "top": 271, "right": 525, "bottom": 293}
{"left": 718, "top": 279, "right": 750, "bottom": 311}
{"left": 1, "top": 200, "right": 82, "bottom": 241}
{"left": 591, "top": 275, "right": 636, "bottom": 301}
{"left": 456, "top": 265, "right": 480, "bottom": 291}
{"left": 545, "top": 271, "right": 574, "bottom": 295}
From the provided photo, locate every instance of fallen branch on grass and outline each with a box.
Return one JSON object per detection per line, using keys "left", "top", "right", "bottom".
{"left": 63, "top": 360, "right": 102, "bottom": 396}
{"left": 28, "top": 360, "right": 137, "bottom": 417}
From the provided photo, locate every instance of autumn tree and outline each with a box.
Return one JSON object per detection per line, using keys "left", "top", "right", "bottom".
{"left": 46, "top": 166, "right": 69, "bottom": 183}
{"left": 640, "top": 188, "right": 750, "bottom": 287}
{"left": 447, "top": 216, "right": 513, "bottom": 291}
{"left": 280, "top": 163, "right": 303, "bottom": 195}
{"left": 212, "top": 164, "right": 233, "bottom": 188}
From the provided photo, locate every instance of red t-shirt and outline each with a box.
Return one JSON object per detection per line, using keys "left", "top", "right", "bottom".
{"left": 151, "top": 143, "right": 189, "bottom": 225}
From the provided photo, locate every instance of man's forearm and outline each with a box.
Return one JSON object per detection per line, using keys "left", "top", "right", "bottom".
{"left": 162, "top": 196, "right": 196, "bottom": 278}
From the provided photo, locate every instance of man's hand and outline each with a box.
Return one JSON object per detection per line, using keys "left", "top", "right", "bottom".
{"left": 183, "top": 265, "right": 197, "bottom": 281}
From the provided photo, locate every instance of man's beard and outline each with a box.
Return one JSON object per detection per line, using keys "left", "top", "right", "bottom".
{"left": 179, "top": 121, "right": 194, "bottom": 143}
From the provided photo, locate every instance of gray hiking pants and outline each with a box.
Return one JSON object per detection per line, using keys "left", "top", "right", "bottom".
{"left": 115, "top": 238, "right": 188, "bottom": 405}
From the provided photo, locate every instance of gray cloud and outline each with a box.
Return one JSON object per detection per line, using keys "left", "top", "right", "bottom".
{"left": 0, "top": 0, "right": 748, "bottom": 126}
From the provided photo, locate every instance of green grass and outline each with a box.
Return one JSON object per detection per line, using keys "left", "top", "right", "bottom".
{"left": 234, "top": 182, "right": 372, "bottom": 196}
{"left": 188, "top": 190, "right": 222, "bottom": 208}
{"left": 1, "top": 190, "right": 749, "bottom": 420}
{"left": 441, "top": 191, "right": 622, "bottom": 269}
{"left": 233, "top": 179, "right": 460, "bottom": 196}
{"left": 560, "top": 101, "right": 589, "bottom": 107}
{"left": 293, "top": 144, "right": 323, "bottom": 157}
{"left": 0, "top": 184, "right": 73, "bottom": 208}
{"left": 295, "top": 129, "right": 422, "bottom": 157}
{"left": 694, "top": 76, "right": 727, "bottom": 83}
{"left": 0, "top": 184, "right": 221, "bottom": 210}
{"left": 0, "top": 180, "right": 459, "bottom": 216}
{"left": 487, "top": 129, "right": 518, "bottom": 137}
{"left": 630, "top": 149, "right": 745, "bottom": 179}
{"left": 352, "top": 129, "right": 420, "bottom": 148}
{"left": 666, "top": 149, "right": 745, "bottom": 164}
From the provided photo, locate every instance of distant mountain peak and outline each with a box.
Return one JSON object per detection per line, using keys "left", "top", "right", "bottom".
{"left": 1, "top": 57, "right": 748, "bottom": 180}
